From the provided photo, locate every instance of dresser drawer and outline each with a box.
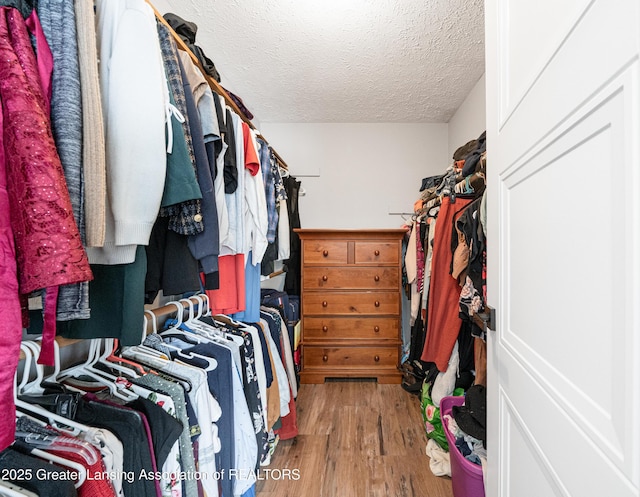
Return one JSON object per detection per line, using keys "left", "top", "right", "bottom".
{"left": 303, "top": 240, "right": 348, "bottom": 265}
{"left": 303, "top": 267, "right": 399, "bottom": 290}
{"left": 354, "top": 241, "right": 399, "bottom": 265}
{"left": 304, "top": 345, "right": 398, "bottom": 368}
{"left": 303, "top": 317, "right": 399, "bottom": 341}
{"left": 303, "top": 292, "right": 399, "bottom": 315}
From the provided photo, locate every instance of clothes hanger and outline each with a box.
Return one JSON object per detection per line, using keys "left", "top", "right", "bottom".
{"left": 160, "top": 300, "right": 206, "bottom": 344}
{"left": 129, "top": 310, "right": 172, "bottom": 360}
{"left": 200, "top": 293, "right": 212, "bottom": 317}
{"left": 29, "top": 447, "right": 87, "bottom": 488}
{"left": 121, "top": 311, "right": 198, "bottom": 392}
{"left": 210, "top": 313, "right": 243, "bottom": 328}
{"left": 16, "top": 347, "right": 107, "bottom": 466}
{"left": 160, "top": 299, "right": 219, "bottom": 371}
{"left": 181, "top": 295, "right": 225, "bottom": 337}
{"left": 96, "top": 337, "right": 155, "bottom": 379}
{"left": 129, "top": 308, "right": 218, "bottom": 382}
{"left": 15, "top": 343, "right": 89, "bottom": 437}
{"left": 17, "top": 341, "right": 41, "bottom": 394}
{"left": 15, "top": 429, "right": 99, "bottom": 466}
{"left": 100, "top": 313, "right": 157, "bottom": 375}
{"left": 127, "top": 309, "right": 182, "bottom": 362}
{"left": 163, "top": 298, "right": 207, "bottom": 335}
{"left": 143, "top": 311, "right": 173, "bottom": 353}
{"left": 46, "top": 339, "right": 98, "bottom": 385}
{"left": 156, "top": 339, "right": 218, "bottom": 372}
{"left": 47, "top": 339, "right": 138, "bottom": 402}
{"left": 192, "top": 294, "right": 237, "bottom": 336}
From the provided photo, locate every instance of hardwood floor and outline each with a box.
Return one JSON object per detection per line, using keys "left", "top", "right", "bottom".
{"left": 256, "top": 380, "right": 453, "bottom": 497}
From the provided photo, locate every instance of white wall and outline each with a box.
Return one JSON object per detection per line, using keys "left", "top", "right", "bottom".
{"left": 260, "top": 123, "right": 448, "bottom": 229}
{"left": 447, "top": 74, "right": 486, "bottom": 158}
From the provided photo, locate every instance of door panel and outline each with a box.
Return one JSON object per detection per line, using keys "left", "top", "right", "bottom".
{"left": 499, "top": 397, "right": 562, "bottom": 497}
{"left": 486, "top": 0, "right": 640, "bottom": 495}
{"left": 499, "top": 356, "right": 637, "bottom": 496}
{"left": 502, "top": 73, "right": 632, "bottom": 465}
{"left": 498, "top": 0, "right": 591, "bottom": 126}
{"left": 494, "top": 0, "right": 639, "bottom": 149}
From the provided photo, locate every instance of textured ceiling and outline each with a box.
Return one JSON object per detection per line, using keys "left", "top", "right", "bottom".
{"left": 151, "top": 0, "right": 485, "bottom": 123}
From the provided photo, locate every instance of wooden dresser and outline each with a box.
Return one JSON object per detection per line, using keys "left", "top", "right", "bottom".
{"left": 296, "top": 229, "right": 405, "bottom": 384}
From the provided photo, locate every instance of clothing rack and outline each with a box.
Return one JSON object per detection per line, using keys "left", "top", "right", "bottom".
{"left": 142, "top": 294, "right": 209, "bottom": 334}
{"left": 146, "top": 0, "right": 290, "bottom": 171}
{"left": 16, "top": 2, "right": 302, "bottom": 363}
{"left": 18, "top": 296, "right": 209, "bottom": 360}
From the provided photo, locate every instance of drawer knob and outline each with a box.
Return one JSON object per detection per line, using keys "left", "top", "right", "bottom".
{"left": 374, "top": 326, "right": 380, "bottom": 332}
{"left": 322, "top": 301, "right": 328, "bottom": 307}
{"left": 322, "top": 275, "right": 328, "bottom": 281}
{"left": 374, "top": 301, "right": 380, "bottom": 307}
{"left": 374, "top": 355, "right": 380, "bottom": 362}
{"left": 374, "top": 250, "right": 380, "bottom": 256}
{"left": 322, "top": 250, "right": 329, "bottom": 257}
{"left": 323, "top": 355, "right": 328, "bottom": 362}
{"left": 374, "top": 275, "right": 380, "bottom": 282}
{"left": 322, "top": 325, "right": 328, "bottom": 332}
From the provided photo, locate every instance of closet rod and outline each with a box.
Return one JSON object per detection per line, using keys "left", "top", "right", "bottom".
{"left": 142, "top": 295, "right": 207, "bottom": 334}
{"left": 268, "top": 147, "right": 290, "bottom": 171}
{"left": 146, "top": 0, "right": 290, "bottom": 171}
{"left": 265, "top": 269, "right": 286, "bottom": 279}
{"left": 18, "top": 296, "right": 208, "bottom": 360}
{"left": 18, "top": 337, "right": 83, "bottom": 360}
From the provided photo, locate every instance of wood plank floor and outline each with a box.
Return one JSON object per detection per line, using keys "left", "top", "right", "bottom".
{"left": 256, "top": 380, "right": 453, "bottom": 497}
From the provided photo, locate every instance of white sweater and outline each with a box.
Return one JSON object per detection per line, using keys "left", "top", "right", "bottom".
{"left": 87, "top": 0, "right": 167, "bottom": 265}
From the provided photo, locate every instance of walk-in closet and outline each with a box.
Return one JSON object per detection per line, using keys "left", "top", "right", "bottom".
{"left": 0, "top": 1, "right": 638, "bottom": 497}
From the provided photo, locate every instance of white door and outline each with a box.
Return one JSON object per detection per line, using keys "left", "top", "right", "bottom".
{"left": 485, "top": 1, "right": 640, "bottom": 496}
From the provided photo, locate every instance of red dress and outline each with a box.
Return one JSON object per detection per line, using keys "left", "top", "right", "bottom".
{"left": 0, "top": 6, "right": 92, "bottom": 450}
{"left": 421, "top": 198, "right": 473, "bottom": 371}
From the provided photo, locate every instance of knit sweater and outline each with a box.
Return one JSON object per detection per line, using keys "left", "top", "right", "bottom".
{"left": 87, "top": 0, "right": 168, "bottom": 265}
{"left": 75, "top": 0, "right": 107, "bottom": 248}
{"left": 38, "top": 0, "right": 91, "bottom": 321}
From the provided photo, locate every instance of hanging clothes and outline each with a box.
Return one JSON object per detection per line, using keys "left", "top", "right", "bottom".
{"left": 259, "top": 141, "right": 279, "bottom": 276}
{"left": 58, "top": 246, "right": 147, "bottom": 346}
{"left": 0, "top": 0, "right": 35, "bottom": 18}
{"left": 242, "top": 124, "right": 268, "bottom": 265}
{"left": 420, "top": 197, "right": 473, "bottom": 371}
{"left": 74, "top": 0, "right": 107, "bottom": 248}
{"left": 145, "top": 215, "right": 201, "bottom": 304}
{"left": 210, "top": 92, "right": 230, "bottom": 262}
{"left": 177, "top": 51, "right": 221, "bottom": 277}
{"left": 72, "top": 395, "right": 159, "bottom": 497}
{"left": 206, "top": 253, "right": 246, "bottom": 315}
{"left": 227, "top": 324, "right": 270, "bottom": 467}
{"left": 132, "top": 374, "right": 199, "bottom": 497}
{"left": 0, "top": 446, "right": 79, "bottom": 497}
{"left": 231, "top": 253, "right": 262, "bottom": 323}
{"left": 0, "top": 88, "right": 22, "bottom": 453}
{"left": 86, "top": 0, "right": 168, "bottom": 266}
{"left": 0, "top": 6, "right": 92, "bottom": 368}
{"left": 165, "top": 337, "right": 237, "bottom": 497}
{"left": 37, "top": 0, "right": 90, "bottom": 322}
{"left": 156, "top": 22, "right": 204, "bottom": 238}
{"left": 283, "top": 176, "right": 302, "bottom": 295}
{"left": 15, "top": 417, "right": 117, "bottom": 497}
{"left": 123, "top": 344, "right": 222, "bottom": 497}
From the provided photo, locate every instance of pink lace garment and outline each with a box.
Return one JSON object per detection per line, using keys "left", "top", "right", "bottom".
{"left": 0, "top": 7, "right": 92, "bottom": 365}
{"left": 0, "top": 82, "right": 21, "bottom": 453}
